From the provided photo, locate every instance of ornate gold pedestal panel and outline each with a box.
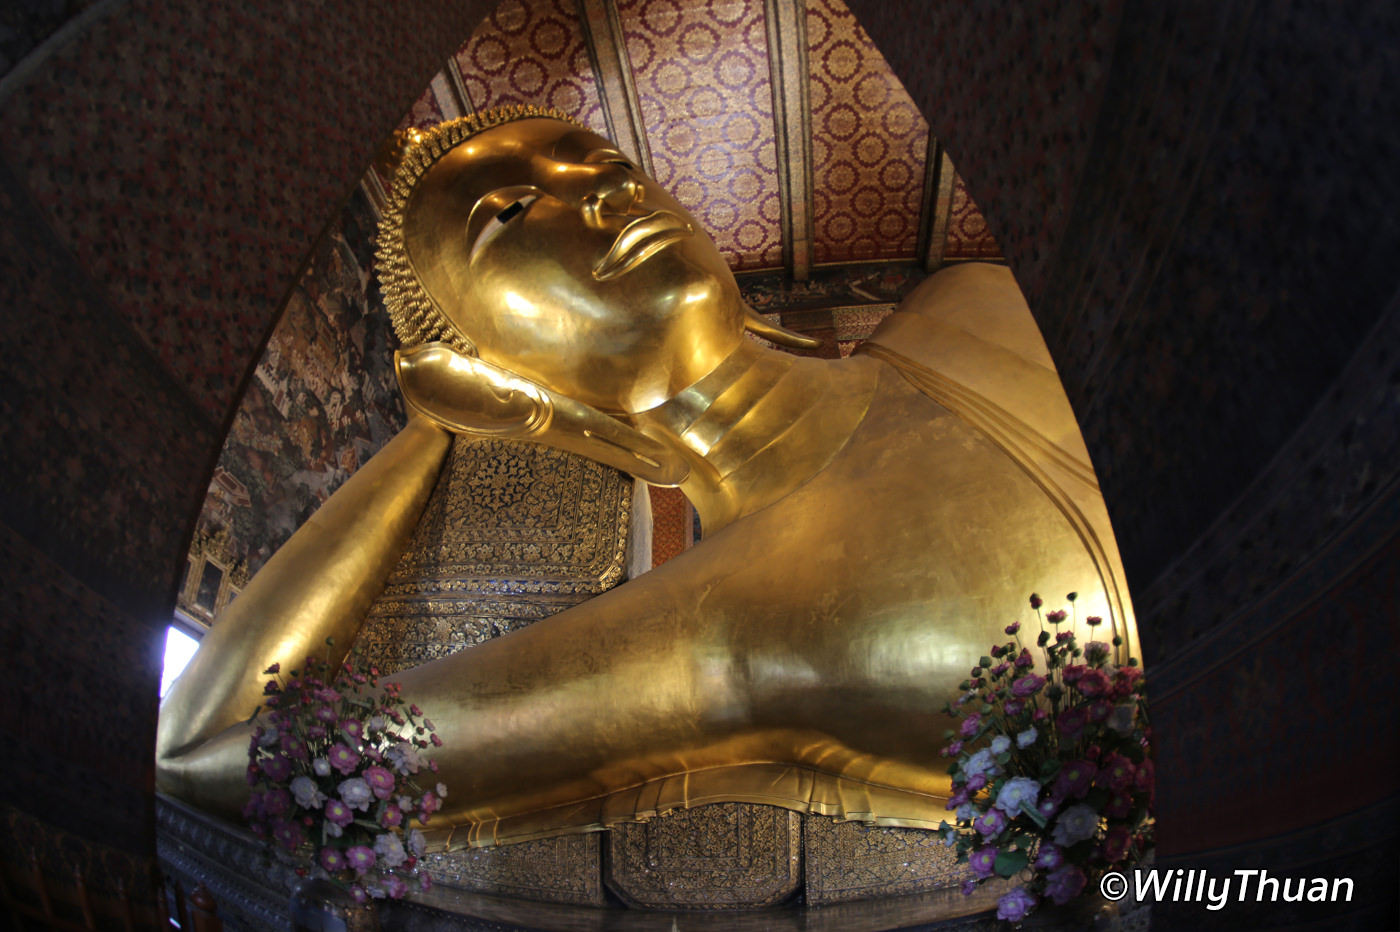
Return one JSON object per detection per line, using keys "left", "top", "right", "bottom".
{"left": 355, "top": 436, "right": 635, "bottom": 674}
{"left": 419, "top": 835, "right": 605, "bottom": 906}
{"left": 804, "top": 814, "right": 968, "bottom": 905}
{"left": 606, "top": 804, "right": 802, "bottom": 909}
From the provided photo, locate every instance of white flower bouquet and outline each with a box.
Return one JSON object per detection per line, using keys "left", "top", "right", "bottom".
{"left": 939, "top": 593, "right": 1154, "bottom": 923}
{"left": 245, "top": 638, "right": 444, "bottom": 902}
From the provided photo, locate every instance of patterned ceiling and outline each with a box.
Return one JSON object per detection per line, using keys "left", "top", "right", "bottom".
{"left": 371, "top": 0, "right": 1000, "bottom": 275}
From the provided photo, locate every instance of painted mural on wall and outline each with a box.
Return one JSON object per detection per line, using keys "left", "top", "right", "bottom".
{"left": 192, "top": 189, "right": 405, "bottom": 584}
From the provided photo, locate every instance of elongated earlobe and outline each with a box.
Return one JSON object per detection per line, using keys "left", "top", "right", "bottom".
{"left": 396, "top": 343, "right": 691, "bottom": 486}
{"left": 744, "top": 306, "right": 822, "bottom": 350}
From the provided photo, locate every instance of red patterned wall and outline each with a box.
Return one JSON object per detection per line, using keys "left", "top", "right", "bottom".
{"left": 945, "top": 175, "right": 1002, "bottom": 260}
{"left": 455, "top": 0, "right": 607, "bottom": 130}
{"left": 617, "top": 0, "right": 784, "bottom": 271}
{"left": 806, "top": 0, "right": 928, "bottom": 265}
{"left": 648, "top": 485, "right": 694, "bottom": 567}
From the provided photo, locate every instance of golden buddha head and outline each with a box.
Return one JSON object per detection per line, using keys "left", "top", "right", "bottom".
{"left": 377, "top": 106, "right": 747, "bottom": 415}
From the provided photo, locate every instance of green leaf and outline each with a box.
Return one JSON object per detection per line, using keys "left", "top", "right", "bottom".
{"left": 1039, "top": 759, "right": 1062, "bottom": 782}
{"left": 993, "top": 849, "right": 1029, "bottom": 878}
{"left": 1021, "top": 805, "right": 1048, "bottom": 829}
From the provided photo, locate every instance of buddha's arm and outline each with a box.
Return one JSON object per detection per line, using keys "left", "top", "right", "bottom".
{"left": 156, "top": 417, "right": 451, "bottom": 806}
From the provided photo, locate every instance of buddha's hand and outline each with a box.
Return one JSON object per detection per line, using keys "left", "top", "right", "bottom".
{"left": 394, "top": 342, "right": 688, "bottom": 486}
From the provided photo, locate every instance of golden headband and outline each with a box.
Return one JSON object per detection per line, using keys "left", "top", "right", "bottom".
{"left": 374, "top": 105, "right": 586, "bottom": 354}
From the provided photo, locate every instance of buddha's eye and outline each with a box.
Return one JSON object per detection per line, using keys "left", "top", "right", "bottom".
{"left": 584, "top": 148, "right": 635, "bottom": 171}
{"left": 470, "top": 193, "right": 538, "bottom": 258}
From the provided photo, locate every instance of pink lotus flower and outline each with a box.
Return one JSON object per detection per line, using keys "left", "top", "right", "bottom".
{"left": 261, "top": 788, "right": 291, "bottom": 818}
{"left": 1045, "top": 864, "right": 1087, "bottom": 906}
{"left": 975, "top": 808, "right": 1008, "bottom": 836}
{"left": 314, "top": 704, "right": 338, "bottom": 724}
{"left": 1134, "top": 759, "right": 1155, "bottom": 794}
{"left": 1053, "top": 759, "right": 1097, "bottom": 800}
{"left": 1045, "top": 609, "right": 1068, "bottom": 624}
{"left": 272, "top": 819, "right": 304, "bottom": 853}
{"left": 1057, "top": 707, "right": 1087, "bottom": 741}
{"left": 1100, "top": 752, "right": 1135, "bottom": 791}
{"left": 1014, "top": 648, "right": 1033, "bottom": 668}
{"left": 1104, "top": 792, "right": 1133, "bottom": 818}
{"left": 1077, "top": 669, "right": 1111, "bottom": 697}
{"left": 379, "top": 803, "right": 403, "bottom": 828}
{"left": 339, "top": 718, "right": 364, "bottom": 741}
{"left": 1033, "top": 843, "right": 1064, "bottom": 869}
{"left": 419, "top": 790, "right": 440, "bottom": 823}
{"left": 261, "top": 754, "right": 292, "bottom": 783}
{"left": 320, "top": 847, "right": 346, "bottom": 872}
{"left": 363, "top": 765, "right": 396, "bottom": 799}
{"left": 969, "top": 846, "right": 998, "bottom": 879}
{"left": 324, "top": 798, "right": 353, "bottom": 827}
{"left": 313, "top": 687, "right": 341, "bottom": 703}
{"left": 280, "top": 734, "right": 308, "bottom": 761}
{"left": 345, "top": 845, "right": 376, "bottom": 876}
{"left": 997, "top": 887, "right": 1037, "bottom": 922}
{"left": 1004, "top": 621, "right": 1021, "bottom": 635}
{"left": 383, "top": 874, "right": 409, "bottom": 899}
{"left": 959, "top": 713, "right": 982, "bottom": 738}
{"left": 1011, "top": 674, "right": 1045, "bottom": 697}
{"left": 328, "top": 743, "right": 360, "bottom": 775}
{"left": 1103, "top": 825, "right": 1131, "bottom": 863}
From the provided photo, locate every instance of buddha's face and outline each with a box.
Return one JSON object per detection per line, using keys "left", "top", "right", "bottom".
{"left": 404, "top": 118, "right": 746, "bottom": 414}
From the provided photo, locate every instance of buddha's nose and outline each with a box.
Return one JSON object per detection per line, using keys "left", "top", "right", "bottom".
{"left": 579, "top": 167, "right": 640, "bottom": 229}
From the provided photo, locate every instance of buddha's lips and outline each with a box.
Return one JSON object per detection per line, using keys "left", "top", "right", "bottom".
{"left": 593, "top": 211, "right": 692, "bottom": 281}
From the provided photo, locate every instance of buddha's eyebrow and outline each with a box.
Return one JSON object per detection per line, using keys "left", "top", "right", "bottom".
{"left": 581, "top": 147, "right": 633, "bottom": 166}
{"left": 551, "top": 132, "right": 622, "bottom": 162}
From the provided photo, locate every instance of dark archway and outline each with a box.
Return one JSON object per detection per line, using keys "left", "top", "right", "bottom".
{"left": 1, "top": 1, "right": 1397, "bottom": 926}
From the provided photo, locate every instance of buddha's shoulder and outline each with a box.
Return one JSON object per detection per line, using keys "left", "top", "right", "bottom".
{"left": 858, "top": 262, "right": 1092, "bottom": 471}
{"left": 863, "top": 263, "right": 1055, "bottom": 373}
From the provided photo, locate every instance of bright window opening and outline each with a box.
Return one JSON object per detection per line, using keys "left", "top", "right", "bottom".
{"left": 161, "top": 625, "right": 201, "bottom": 697}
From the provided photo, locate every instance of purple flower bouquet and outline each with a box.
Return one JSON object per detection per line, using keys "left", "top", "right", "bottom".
{"left": 939, "top": 593, "right": 1154, "bottom": 922}
{"left": 245, "top": 638, "right": 444, "bottom": 902}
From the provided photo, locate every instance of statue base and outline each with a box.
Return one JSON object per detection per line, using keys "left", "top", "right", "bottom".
{"left": 161, "top": 795, "right": 1152, "bottom": 931}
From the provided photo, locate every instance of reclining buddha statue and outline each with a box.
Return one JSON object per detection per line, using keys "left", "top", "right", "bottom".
{"left": 156, "top": 105, "right": 1136, "bottom": 849}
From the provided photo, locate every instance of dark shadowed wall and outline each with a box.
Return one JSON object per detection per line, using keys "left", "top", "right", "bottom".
{"left": 1, "top": 0, "right": 1396, "bottom": 927}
